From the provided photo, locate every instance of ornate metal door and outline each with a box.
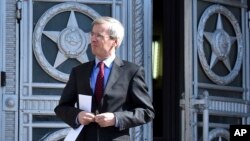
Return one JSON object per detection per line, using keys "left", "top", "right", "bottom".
{"left": 19, "top": 0, "right": 153, "bottom": 141}
{"left": 182, "top": 0, "right": 250, "bottom": 141}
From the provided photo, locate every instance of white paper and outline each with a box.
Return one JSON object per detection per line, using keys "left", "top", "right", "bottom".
{"left": 64, "top": 94, "right": 92, "bottom": 141}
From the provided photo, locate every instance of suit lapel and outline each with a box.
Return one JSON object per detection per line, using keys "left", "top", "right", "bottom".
{"left": 104, "top": 57, "right": 124, "bottom": 95}
{"left": 78, "top": 61, "right": 95, "bottom": 96}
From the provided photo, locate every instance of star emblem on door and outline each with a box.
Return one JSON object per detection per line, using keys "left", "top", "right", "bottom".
{"left": 203, "top": 14, "right": 236, "bottom": 71}
{"left": 33, "top": 2, "right": 100, "bottom": 82}
{"left": 43, "top": 10, "right": 90, "bottom": 68}
{"left": 197, "top": 5, "right": 243, "bottom": 85}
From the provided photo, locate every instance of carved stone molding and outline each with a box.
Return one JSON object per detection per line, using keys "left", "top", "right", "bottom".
{"left": 130, "top": 0, "right": 144, "bottom": 140}
{"left": 132, "top": 0, "right": 144, "bottom": 66}
{"left": 209, "top": 98, "right": 249, "bottom": 115}
{"left": 21, "top": 99, "right": 58, "bottom": 111}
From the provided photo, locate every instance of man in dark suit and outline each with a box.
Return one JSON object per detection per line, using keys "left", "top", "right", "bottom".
{"left": 54, "top": 16, "right": 155, "bottom": 141}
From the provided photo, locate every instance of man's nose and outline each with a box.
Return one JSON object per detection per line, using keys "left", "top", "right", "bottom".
{"left": 90, "top": 35, "right": 97, "bottom": 42}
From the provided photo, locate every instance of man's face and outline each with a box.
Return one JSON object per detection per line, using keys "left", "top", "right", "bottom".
{"left": 90, "top": 23, "right": 117, "bottom": 60}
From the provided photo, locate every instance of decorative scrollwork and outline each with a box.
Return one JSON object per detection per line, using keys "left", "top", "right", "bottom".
{"left": 130, "top": 0, "right": 144, "bottom": 140}
{"left": 133, "top": 0, "right": 144, "bottom": 66}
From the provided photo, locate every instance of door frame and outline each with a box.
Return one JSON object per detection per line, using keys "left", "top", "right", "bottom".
{"left": 0, "top": 0, "right": 4, "bottom": 140}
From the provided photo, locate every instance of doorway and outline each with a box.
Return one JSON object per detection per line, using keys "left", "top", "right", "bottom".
{"left": 152, "top": 0, "right": 184, "bottom": 141}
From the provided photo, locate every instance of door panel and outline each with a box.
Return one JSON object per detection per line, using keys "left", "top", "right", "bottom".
{"left": 20, "top": 1, "right": 110, "bottom": 140}
{"left": 20, "top": 0, "right": 153, "bottom": 140}
{"left": 182, "top": 0, "right": 249, "bottom": 141}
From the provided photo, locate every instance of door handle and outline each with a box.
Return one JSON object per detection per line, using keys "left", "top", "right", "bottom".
{"left": 1, "top": 71, "right": 6, "bottom": 87}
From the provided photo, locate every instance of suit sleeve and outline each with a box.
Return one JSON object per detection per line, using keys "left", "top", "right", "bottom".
{"left": 114, "top": 67, "right": 155, "bottom": 130}
{"left": 54, "top": 68, "right": 82, "bottom": 128}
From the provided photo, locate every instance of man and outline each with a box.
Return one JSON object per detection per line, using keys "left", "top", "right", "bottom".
{"left": 54, "top": 16, "right": 155, "bottom": 141}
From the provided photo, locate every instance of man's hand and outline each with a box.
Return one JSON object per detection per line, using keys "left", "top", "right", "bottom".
{"left": 77, "top": 111, "right": 95, "bottom": 125}
{"left": 95, "top": 112, "right": 116, "bottom": 127}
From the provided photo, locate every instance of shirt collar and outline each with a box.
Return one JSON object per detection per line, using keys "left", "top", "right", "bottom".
{"left": 95, "top": 54, "right": 116, "bottom": 68}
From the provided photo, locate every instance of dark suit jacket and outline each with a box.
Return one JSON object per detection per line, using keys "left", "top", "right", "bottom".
{"left": 54, "top": 57, "right": 155, "bottom": 141}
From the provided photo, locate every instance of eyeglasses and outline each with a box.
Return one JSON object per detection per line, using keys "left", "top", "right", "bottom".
{"left": 90, "top": 32, "right": 111, "bottom": 40}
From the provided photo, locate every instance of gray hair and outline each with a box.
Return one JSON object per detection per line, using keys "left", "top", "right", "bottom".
{"left": 92, "top": 16, "right": 124, "bottom": 47}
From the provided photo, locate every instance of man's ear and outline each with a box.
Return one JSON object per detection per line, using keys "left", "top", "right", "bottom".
{"left": 113, "top": 39, "right": 119, "bottom": 48}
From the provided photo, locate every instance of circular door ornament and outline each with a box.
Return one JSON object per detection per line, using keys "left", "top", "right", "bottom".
{"left": 41, "top": 128, "right": 70, "bottom": 141}
{"left": 197, "top": 5, "right": 243, "bottom": 85}
{"left": 33, "top": 2, "right": 101, "bottom": 82}
{"left": 208, "top": 128, "right": 229, "bottom": 141}
{"left": 199, "top": 128, "right": 229, "bottom": 141}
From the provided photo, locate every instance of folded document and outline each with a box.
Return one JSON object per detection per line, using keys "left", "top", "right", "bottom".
{"left": 64, "top": 94, "right": 92, "bottom": 141}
